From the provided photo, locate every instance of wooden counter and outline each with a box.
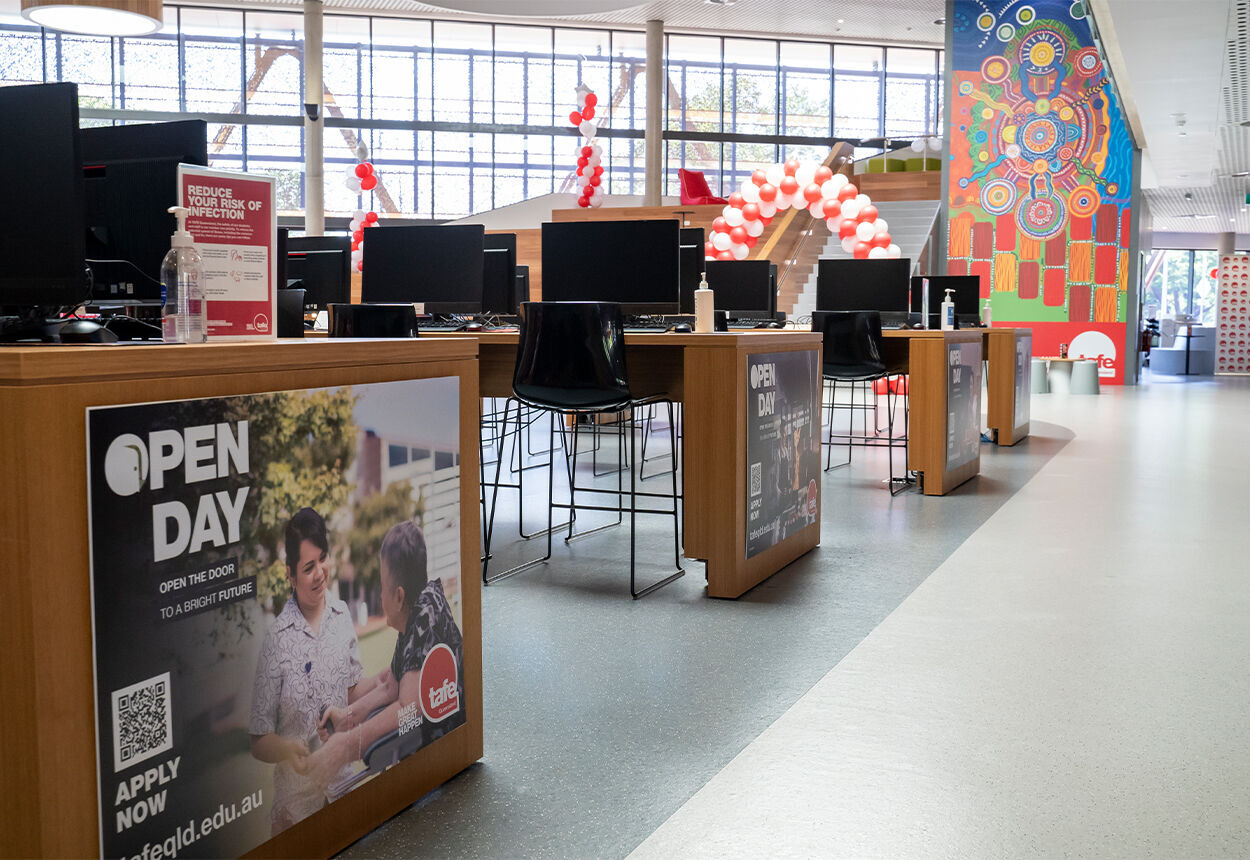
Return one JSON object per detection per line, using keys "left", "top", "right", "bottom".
{"left": 0, "top": 339, "right": 483, "bottom": 859}
{"left": 984, "top": 327, "right": 1032, "bottom": 446}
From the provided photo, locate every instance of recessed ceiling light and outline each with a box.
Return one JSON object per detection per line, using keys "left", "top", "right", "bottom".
{"left": 934, "top": 18, "right": 946, "bottom": 25}
{"left": 1228, "top": 171, "right": 1250, "bottom": 178}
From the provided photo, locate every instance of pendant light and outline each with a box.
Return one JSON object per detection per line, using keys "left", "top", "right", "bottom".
{"left": 21, "top": 0, "right": 163, "bottom": 37}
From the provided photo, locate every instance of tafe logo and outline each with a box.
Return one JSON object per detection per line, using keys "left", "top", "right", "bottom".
{"left": 421, "top": 643, "right": 460, "bottom": 723}
{"left": 252, "top": 313, "right": 271, "bottom": 333}
{"left": 749, "top": 362, "right": 776, "bottom": 390}
{"left": 1069, "top": 331, "right": 1117, "bottom": 378}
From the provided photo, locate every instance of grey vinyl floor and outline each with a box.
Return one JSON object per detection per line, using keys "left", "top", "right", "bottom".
{"left": 341, "top": 375, "right": 1250, "bottom": 858}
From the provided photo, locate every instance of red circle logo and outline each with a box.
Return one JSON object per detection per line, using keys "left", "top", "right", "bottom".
{"left": 420, "top": 643, "right": 460, "bottom": 723}
{"left": 807, "top": 479, "right": 818, "bottom": 517}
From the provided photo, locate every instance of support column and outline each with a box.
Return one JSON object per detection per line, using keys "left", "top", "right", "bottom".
{"left": 644, "top": 19, "right": 663, "bottom": 206}
{"left": 303, "top": 0, "right": 325, "bottom": 236}
{"left": 1217, "top": 232, "right": 1235, "bottom": 257}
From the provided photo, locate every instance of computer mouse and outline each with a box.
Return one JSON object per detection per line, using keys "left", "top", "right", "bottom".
{"left": 670, "top": 323, "right": 692, "bottom": 333}
{"left": 57, "top": 318, "right": 119, "bottom": 344}
{"left": 463, "top": 322, "right": 484, "bottom": 331}
{"left": 756, "top": 320, "right": 784, "bottom": 329}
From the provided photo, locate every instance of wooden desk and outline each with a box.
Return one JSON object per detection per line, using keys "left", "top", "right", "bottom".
{"left": 0, "top": 339, "right": 483, "bottom": 859}
{"left": 881, "top": 330, "right": 983, "bottom": 495}
{"left": 463, "top": 330, "right": 823, "bottom": 599}
{"left": 983, "top": 327, "right": 1032, "bottom": 446}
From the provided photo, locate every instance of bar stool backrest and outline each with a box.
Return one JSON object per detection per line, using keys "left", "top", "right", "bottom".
{"left": 513, "top": 301, "right": 633, "bottom": 411}
{"left": 811, "top": 310, "right": 887, "bottom": 380}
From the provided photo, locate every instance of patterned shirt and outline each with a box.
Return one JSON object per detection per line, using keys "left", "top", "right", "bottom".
{"left": 391, "top": 579, "right": 466, "bottom": 747}
{"left": 249, "top": 596, "right": 362, "bottom": 834}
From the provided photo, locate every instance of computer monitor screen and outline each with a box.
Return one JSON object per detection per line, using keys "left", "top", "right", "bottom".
{"left": 80, "top": 119, "right": 208, "bottom": 301}
{"left": 514, "top": 265, "right": 530, "bottom": 310}
{"left": 361, "top": 224, "right": 485, "bottom": 314}
{"left": 816, "top": 258, "right": 911, "bottom": 313}
{"left": 705, "top": 260, "right": 775, "bottom": 317}
{"left": 911, "top": 274, "right": 982, "bottom": 323}
{"left": 0, "top": 83, "right": 86, "bottom": 310}
{"left": 541, "top": 219, "right": 680, "bottom": 314}
{"left": 483, "top": 233, "right": 517, "bottom": 315}
{"left": 287, "top": 238, "right": 351, "bottom": 310}
{"left": 678, "top": 226, "right": 705, "bottom": 314}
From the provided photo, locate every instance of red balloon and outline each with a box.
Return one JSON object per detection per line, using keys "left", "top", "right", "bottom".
{"left": 589, "top": 174, "right": 601, "bottom": 186}
{"left": 569, "top": 110, "right": 582, "bottom": 125}
{"left": 853, "top": 241, "right": 871, "bottom": 259}
{"left": 355, "top": 260, "right": 363, "bottom": 272}
{"left": 837, "top": 183, "right": 858, "bottom": 202}
{"left": 360, "top": 175, "right": 377, "bottom": 191}
{"left": 582, "top": 145, "right": 593, "bottom": 157}
{"left": 779, "top": 176, "right": 799, "bottom": 196}
{"left": 760, "top": 216, "right": 772, "bottom": 226}
{"left": 352, "top": 229, "right": 363, "bottom": 242}
{"left": 858, "top": 204, "right": 878, "bottom": 223}
{"left": 592, "top": 165, "right": 604, "bottom": 176}
{"left": 741, "top": 202, "right": 760, "bottom": 221}
{"left": 354, "top": 163, "right": 370, "bottom": 178}
{"left": 584, "top": 92, "right": 598, "bottom": 108}
{"left": 705, "top": 241, "right": 716, "bottom": 257}
{"left": 744, "top": 235, "right": 758, "bottom": 248}
{"left": 712, "top": 216, "right": 728, "bottom": 233}
{"left": 758, "top": 183, "right": 777, "bottom": 202}
{"left": 751, "top": 169, "right": 768, "bottom": 186}
{"left": 871, "top": 232, "right": 891, "bottom": 248}
{"left": 366, "top": 211, "right": 379, "bottom": 223}
{"left": 838, "top": 218, "right": 858, "bottom": 239}
{"left": 577, "top": 157, "right": 589, "bottom": 168}
{"left": 728, "top": 191, "right": 745, "bottom": 208}
{"left": 578, "top": 197, "right": 590, "bottom": 208}
{"left": 351, "top": 240, "right": 360, "bottom": 251}
{"left": 783, "top": 158, "right": 800, "bottom": 176}
{"left": 814, "top": 166, "right": 834, "bottom": 184}
{"left": 729, "top": 226, "right": 748, "bottom": 244}
{"left": 803, "top": 182, "right": 823, "bottom": 203}
{"left": 582, "top": 105, "right": 595, "bottom": 120}
{"left": 716, "top": 250, "right": 734, "bottom": 261}
{"left": 822, "top": 198, "right": 843, "bottom": 219}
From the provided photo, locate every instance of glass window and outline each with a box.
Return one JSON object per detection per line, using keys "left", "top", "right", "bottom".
{"left": 885, "top": 47, "right": 936, "bottom": 138}
{"left": 411, "top": 447, "right": 430, "bottom": 460}
{"left": 611, "top": 30, "right": 646, "bottom": 130}
{"left": 666, "top": 140, "right": 723, "bottom": 198}
{"left": 495, "top": 25, "right": 550, "bottom": 125}
{"left": 182, "top": 8, "right": 243, "bottom": 114}
{"left": 0, "top": 15, "right": 44, "bottom": 86}
{"left": 57, "top": 32, "right": 115, "bottom": 107}
{"left": 724, "top": 38, "right": 776, "bottom": 136}
{"left": 434, "top": 450, "right": 454, "bottom": 470}
{"left": 247, "top": 124, "right": 304, "bottom": 211}
{"left": 388, "top": 444, "right": 408, "bottom": 467}
{"left": 116, "top": 13, "right": 179, "bottom": 111}
{"left": 780, "top": 42, "right": 830, "bottom": 138}
{"left": 554, "top": 28, "right": 611, "bottom": 127}
{"left": 432, "top": 21, "right": 485, "bottom": 123}
{"left": 668, "top": 35, "right": 722, "bottom": 134}
{"left": 323, "top": 15, "right": 371, "bottom": 120}
{"left": 1143, "top": 249, "right": 1220, "bottom": 326}
{"left": 834, "top": 44, "right": 882, "bottom": 139}
{"left": 244, "top": 12, "right": 302, "bottom": 116}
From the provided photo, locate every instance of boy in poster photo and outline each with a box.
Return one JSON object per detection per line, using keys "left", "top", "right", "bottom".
{"left": 302, "top": 521, "right": 466, "bottom": 791}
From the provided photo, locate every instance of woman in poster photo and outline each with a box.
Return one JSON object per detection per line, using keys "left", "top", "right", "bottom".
{"left": 248, "top": 507, "right": 383, "bottom": 835}
{"left": 301, "top": 520, "right": 465, "bottom": 791}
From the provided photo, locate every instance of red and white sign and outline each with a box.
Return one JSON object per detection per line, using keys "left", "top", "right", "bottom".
{"left": 420, "top": 642, "right": 460, "bottom": 723}
{"left": 177, "top": 166, "right": 276, "bottom": 340}
{"left": 999, "top": 320, "right": 1126, "bottom": 385}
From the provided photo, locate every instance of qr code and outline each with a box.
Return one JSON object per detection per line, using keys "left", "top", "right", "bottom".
{"left": 750, "top": 462, "right": 762, "bottom": 497}
{"left": 112, "top": 672, "right": 173, "bottom": 771}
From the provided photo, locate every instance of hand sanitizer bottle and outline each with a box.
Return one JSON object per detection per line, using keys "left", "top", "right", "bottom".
{"left": 981, "top": 297, "right": 992, "bottom": 327}
{"left": 694, "top": 271, "right": 714, "bottom": 333}
{"left": 160, "top": 206, "right": 206, "bottom": 344}
{"left": 941, "top": 288, "right": 955, "bottom": 331}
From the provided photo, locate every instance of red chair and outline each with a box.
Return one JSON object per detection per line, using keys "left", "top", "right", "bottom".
{"left": 678, "top": 169, "right": 727, "bottom": 206}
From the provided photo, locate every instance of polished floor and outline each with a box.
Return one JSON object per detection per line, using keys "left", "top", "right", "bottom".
{"left": 342, "top": 374, "right": 1249, "bottom": 859}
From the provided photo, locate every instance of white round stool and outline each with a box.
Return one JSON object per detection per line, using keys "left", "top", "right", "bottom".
{"left": 1071, "top": 359, "right": 1101, "bottom": 394}
{"left": 1030, "top": 358, "right": 1049, "bottom": 394}
{"left": 1048, "top": 359, "right": 1073, "bottom": 394}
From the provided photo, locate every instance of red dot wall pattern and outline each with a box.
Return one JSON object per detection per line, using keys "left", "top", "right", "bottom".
{"left": 1217, "top": 255, "right": 1250, "bottom": 374}
{"left": 946, "top": 0, "right": 1134, "bottom": 383}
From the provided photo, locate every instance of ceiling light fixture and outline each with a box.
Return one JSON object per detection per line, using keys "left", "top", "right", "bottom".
{"left": 705, "top": 0, "right": 736, "bottom": 5}
{"left": 21, "top": 0, "right": 162, "bottom": 35}
{"left": 934, "top": 18, "right": 946, "bottom": 25}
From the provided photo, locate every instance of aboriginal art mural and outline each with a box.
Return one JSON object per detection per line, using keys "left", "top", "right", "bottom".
{"left": 947, "top": 0, "right": 1134, "bottom": 383}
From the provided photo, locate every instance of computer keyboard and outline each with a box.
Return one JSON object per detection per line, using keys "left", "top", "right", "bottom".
{"left": 418, "top": 324, "right": 467, "bottom": 332}
{"left": 727, "top": 318, "right": 785, "bottom": 329}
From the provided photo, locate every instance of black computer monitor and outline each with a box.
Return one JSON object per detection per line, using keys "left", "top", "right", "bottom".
{"left": 541, "top": 219, "right": 680, "bottom": 314}
{"left": 816, "top": 258, "right": 912, "bottom": 314}
{"left": 277, "top": 226, "right": 289, "bottom": 291}
{"left": 483, "top": 233, "right": 517, "bottom": 315}
{"left": 361, "top": 224, "right": 485, "bottom": 314}
{"left": 705, "top": 260, "right": 775, "bottom": 318}
{"left": 80, "top": 119, "right": 208, "bottom": 301}
{"left": 288, "top": 236, "right": 351, "bottom": 310}
{"left": 678, "top": 226, "right": 705, "bottom": 314}
{"left": 911, "top": 274, "right": 982, "bottom": 325}
{"left": 514, "top": 265, "right": 530, "bottom": 311}
{"left": 0, "top": 83, "right": 87, "bottom": 312}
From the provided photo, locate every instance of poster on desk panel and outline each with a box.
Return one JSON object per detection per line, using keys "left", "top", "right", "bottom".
{"left": 177, "top": 165, "right": 276, "bottom": 340}
{"left": 946, "top": 342, "right": 983, "bottom": 472}
{"left": 86, "top": 378, "right": 465, "bottom": 859}
{"left": 745, "top": 351, "right": 820, "bottom": 559}
{"left": 1014, "top": 334, "right": 1032, "bottom": 431}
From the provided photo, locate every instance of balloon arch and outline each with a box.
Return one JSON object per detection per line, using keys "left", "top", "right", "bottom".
{"left": 705, "top": 159, "right": 900, "bottom": 262}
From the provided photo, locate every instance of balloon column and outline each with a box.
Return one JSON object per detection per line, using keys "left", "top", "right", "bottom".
{"left": 344, "top": 145, "right": 382, "bottom": 272}
{"left": 704, "top": 160, "right": 901, "bottom": 262}
{"left": 570, "top": 85, "right": 605, "bottom": 209}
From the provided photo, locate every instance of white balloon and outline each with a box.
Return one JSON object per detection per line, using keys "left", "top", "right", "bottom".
{"left": 741, "top": 183, "right": 761, "bottom": 204}
{"left": 758, "top": 201, "right": 778, "bottom": 218}
{"left": 841, "top": 236, "right": 858, "bottom": 253}
{"left": 873, "top": 218, "right": 889, "bottom": 235}
{"left": 588, "top": 154, "right": 602, "bottom": 167}
{"left": 820, "top": 178, "right": 841, "bottom": 199}
{"left": 887, "top": 243, "right": 902, "bottom": 258}
{"left": 349, "top": 221, "right": 362, "bottom": 233}
{"left": 352, "top": 208, "right": 366, "bottom": 221}
{"left": 765, "top": 163, "right": 785, "bottom": 187}
{"left": 795, "top": 163, "right": 817, "bottom": 188}
{"left": 927, "top": 136, "right": 942, "bottom": 152}
{"left": 874, "top": 229, "right": 891, "bottom": 245}
{"left": 840, "top": 200, "right": 860, "bottom": 220}
{"left": 910, "top": 139, "right": 926, "bottom": 152}
{"left": 868, "top": 246, "right": 888, "bottom": 259}
{"left": 807, "top": 200, "right": 824, "bottom": 218}
{"left": 745, "top": 218, "right": 764, "bottom": 237}
{"left": 855, "top": 221, "right": 876, "bottom": 242}
{"left": 712, "top": 231, "right": 733, "bottom": 250}
{"left": 831, "top": 173, "right": 849, "bottom": 189}
{"left": 577, "top": 171, "right": 591, "bottom": 187}
{"left": 825, "top": 216, "right": 838, "bottom": 232}
{"left": 855, "top": 193, "right": 871, "bottom": 207}
{"left": 724, "top": 207, "right": 745, "bottom": 227}
{"left": 345, "top": 176, "right": 362, "bottom": 193}
{"left": 731, "top": 242, "right": 749, "bottom": 260}
{"left": 589, "top": 196, "right": 603, "bottom": 208}
{"left": 578, "top": 120, "right": 597, "bottom": 138}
